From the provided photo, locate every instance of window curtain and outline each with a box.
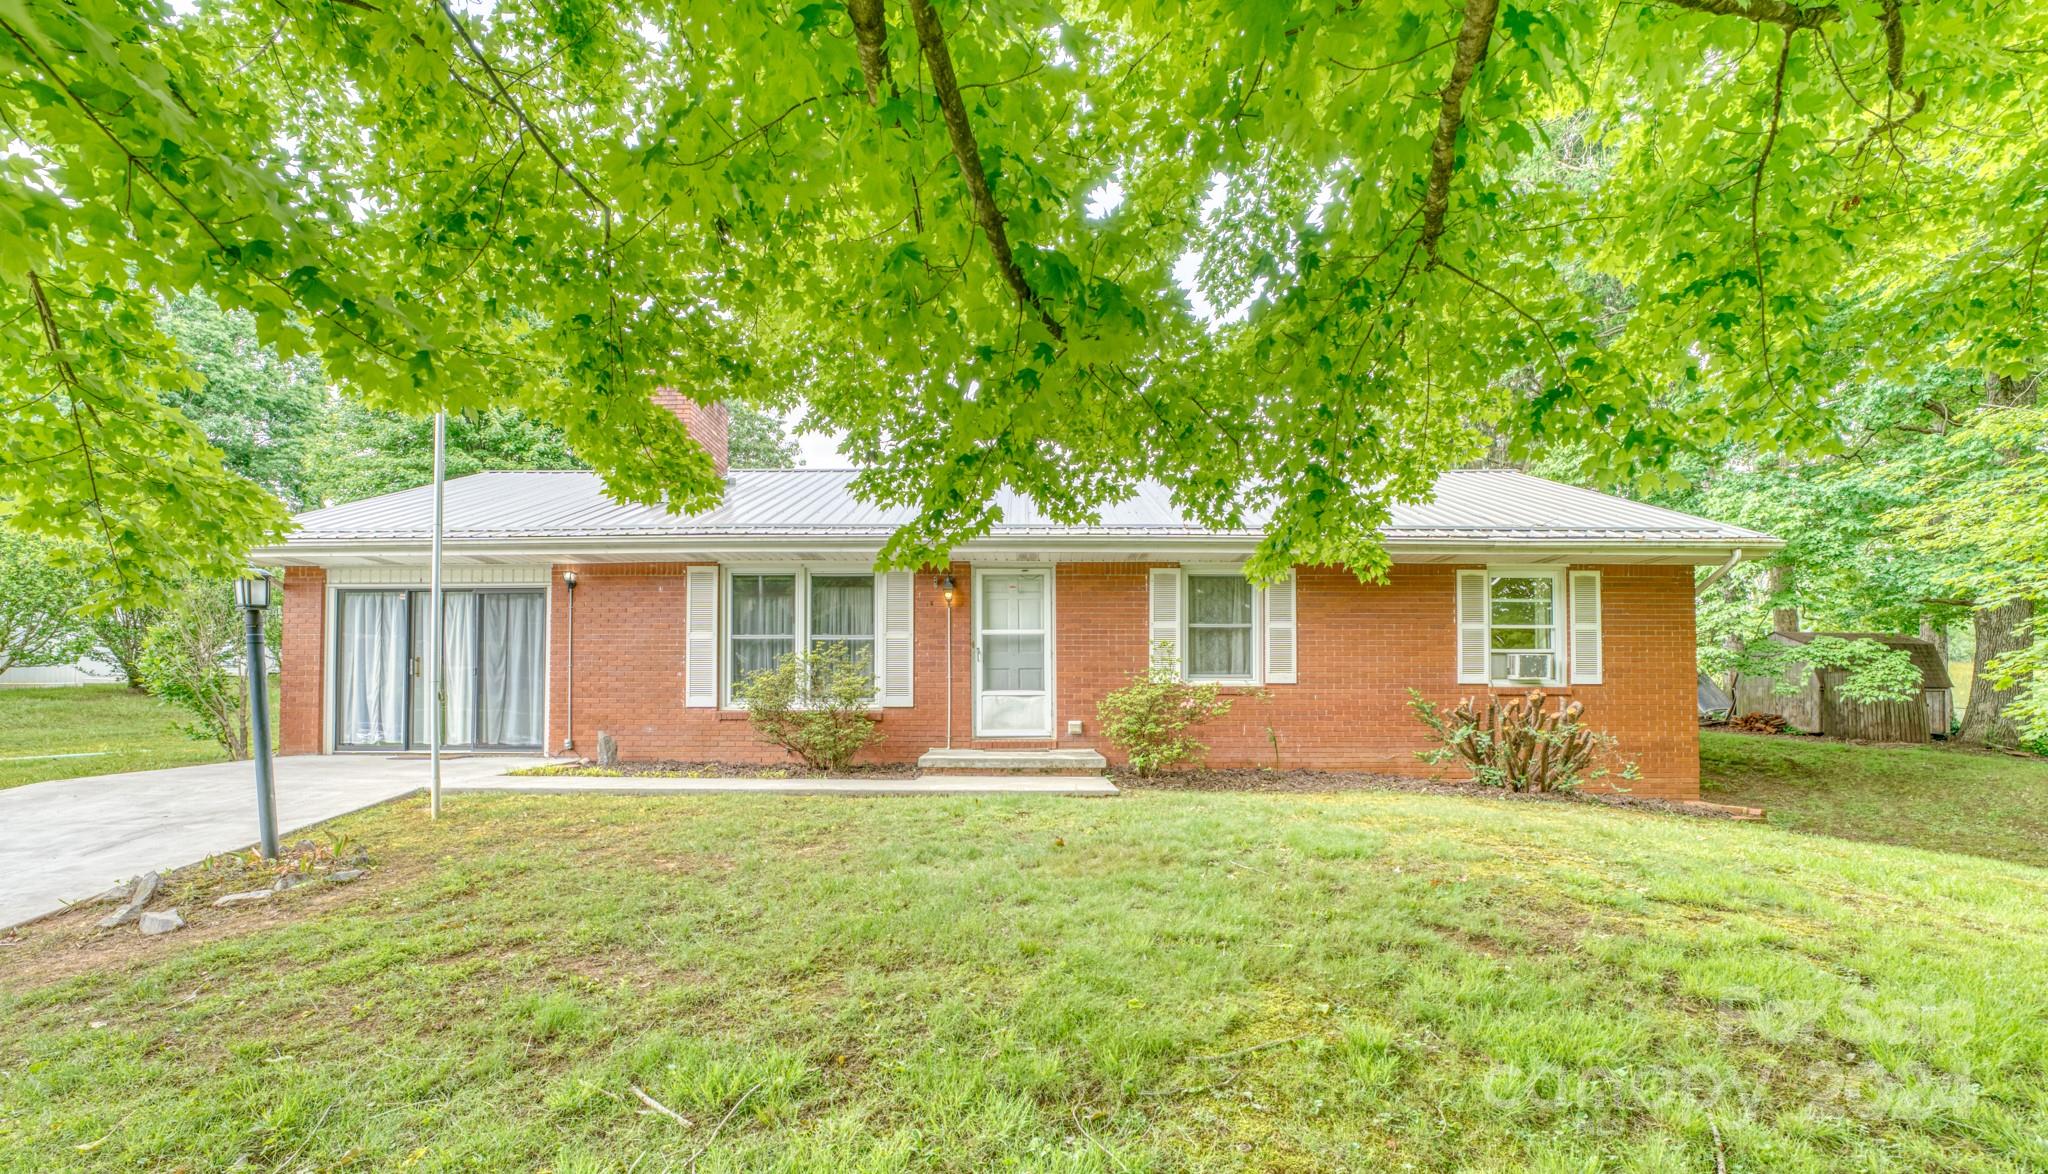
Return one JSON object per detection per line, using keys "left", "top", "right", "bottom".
{"left": 478, "top": 592, "right": 544, "bottom": 747}
{"left": 809, "top": 574, "right": 875, "bottom": 676}
{"left": 731, "top": 574, "right": 796, "bottom": 681}
{"left": 1187, "top": 576, "right": 1253, "bottom": 678}
{"left": 408, "top": 592, "right": 480, "bottom": 748}
{"left": 339, "top": 592, "right": 407, "bottom": 746}
{"left": 441, "top": 593, "right": 478, "bottom": 746}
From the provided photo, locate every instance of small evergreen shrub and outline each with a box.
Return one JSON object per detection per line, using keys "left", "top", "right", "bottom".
{"left": 733, "top": 642, "right": 879, "bottom": 771}
{"left": 1408, "top": 689, "right": 1637, "bottom": 794}
{"left": 1097, "top": 653, "right": 1234, "bottom": 777}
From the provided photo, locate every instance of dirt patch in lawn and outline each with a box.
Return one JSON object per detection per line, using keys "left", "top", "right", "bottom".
{"left": 0, "top": 839, "right": 410, "bottom": 990}
{"left": 512, "top": 759, "right": 919, "bottom": 780}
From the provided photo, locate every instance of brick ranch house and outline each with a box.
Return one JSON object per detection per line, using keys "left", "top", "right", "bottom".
{"left": 256, "top": 403, "right": 1779, "bottom": 800}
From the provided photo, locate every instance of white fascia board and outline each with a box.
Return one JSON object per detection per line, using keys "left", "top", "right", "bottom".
{"left": 256, "top": 531, "right": 1776, "bottom": 568}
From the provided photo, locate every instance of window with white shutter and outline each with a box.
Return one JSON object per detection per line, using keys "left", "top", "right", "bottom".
{"left": 1569, "top": 570, "right": 1603, "bottom": 685}
{"left": 684, "top": 566, "right": 719, "bottom": 707}
{"left": 1456, "top": 570, "right": 1490, "bottom": 685}
{"left": 1263, "top": 570, "right": 1297, "bottom": 684}
{"left": 1148, "top": 568, "right": 1181, "bottom": 670}
{"left": 879, "top": 570, "right": 914, "bottom": 706}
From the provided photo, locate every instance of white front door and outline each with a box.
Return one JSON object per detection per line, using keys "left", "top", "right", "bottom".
{"left": 975, "top": 569, "right": 1052, "bottom": 737}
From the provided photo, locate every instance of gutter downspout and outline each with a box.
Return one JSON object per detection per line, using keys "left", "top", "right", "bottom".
{"left": 1694, "top": 548, "right": 1745, "bottom": 598}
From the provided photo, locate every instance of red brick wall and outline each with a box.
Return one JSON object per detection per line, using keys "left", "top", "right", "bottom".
{"left": 279, "top": 566, "right": 326, "bottom": 756}
{"left": 539, "top": 559, "right": 1698, "bottom": 797}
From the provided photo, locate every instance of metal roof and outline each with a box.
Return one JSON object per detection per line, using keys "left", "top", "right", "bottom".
{"left": 271, "top": 467, "right": 1773, "bottom": 549}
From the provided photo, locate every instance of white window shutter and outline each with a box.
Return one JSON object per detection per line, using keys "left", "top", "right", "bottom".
{"left": 685, "top": 566, "right": 718, "bottom": 707}
{"left": 879, "top": 570, "right": 914, "bottom": 707}
{"left": 1569, "top": 570, "right": 1603, "bottom": 685}
{"left": 1263, "top": 570, "right": 1297, "bottom": 684}
{"left": 1148, "top": 568, "right": 1181, "bottom": 670}
{"left": 1456, "top": 570, "right": 1489, "bottom": 685}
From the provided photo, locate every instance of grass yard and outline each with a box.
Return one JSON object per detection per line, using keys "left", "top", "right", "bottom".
{"left": 5, "top": 788, "right": 2046, "bottom": 1171}
{"left": 0, "top": 685, "right": 227, "bottom": 790}
{"left": 1702, "top": 731, "right": 2048, "bottom": 869}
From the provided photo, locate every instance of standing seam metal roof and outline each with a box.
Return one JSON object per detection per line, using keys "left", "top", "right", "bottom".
{"left": 278, "top": 468, "right": 1773, "bottom": 545}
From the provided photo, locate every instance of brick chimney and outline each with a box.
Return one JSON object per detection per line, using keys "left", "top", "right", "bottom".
{"left": 651, "top": 389, "right": 730, "bottom": 479}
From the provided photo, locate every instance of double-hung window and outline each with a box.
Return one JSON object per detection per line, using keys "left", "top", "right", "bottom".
{"left": 807, "top": 574, "right": 876, "bottom": 680}
{"left": 1185, "top": 572, "right": 1257, "bottom": 683}
{"left": 725, "top": 568, "right": 878, "bottom": 703}
{"left": 1487, "top": 570, "right": 1563, "bottom": 685}
{"left": 728, "top": 573, "right": 798, "bottom": 686}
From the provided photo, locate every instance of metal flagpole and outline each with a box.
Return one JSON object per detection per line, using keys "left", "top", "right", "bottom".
{"left": 430, "top": 411, "right": 445, "bottom": 818}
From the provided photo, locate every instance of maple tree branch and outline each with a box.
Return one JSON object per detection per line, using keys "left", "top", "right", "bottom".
{"left": 1657, "top": 0, "right": 1840, "bottom": 30}
{"left": 26, "top": 270, "right": 123, "bottom": 564}
{"left": 434, "top": 0, "right": 611, "bottom": 243}
{"left": 847, "top": 0, "right": 891, "bottom": 105}
{"left": 1419, "top": 0, "right": 1501, "bottom": 262}
{"left": 906, "top": 0, "right": 1064, "bottom": 342}
{"left": 1881, "top": 0, "right": 1905, "bottom": 88}
{"left": 1749, "top": 30, "right": 1794, "bottom": 401}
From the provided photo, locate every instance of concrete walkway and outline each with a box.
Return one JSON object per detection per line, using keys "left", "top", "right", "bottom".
{"left": 0, "top": 755, "right": 540, "bottom": 929}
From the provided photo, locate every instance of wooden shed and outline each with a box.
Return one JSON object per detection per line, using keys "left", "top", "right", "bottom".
{"left": 1733, "top": 632, "right": 1954, "bottom": 742}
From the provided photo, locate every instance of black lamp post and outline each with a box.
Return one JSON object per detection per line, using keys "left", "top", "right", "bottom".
{"left": 235, "top": 571, "right": 279, "bottom": 859}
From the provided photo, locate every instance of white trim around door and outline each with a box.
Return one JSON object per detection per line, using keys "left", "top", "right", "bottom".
{"left": 972, "top": 565, "right": 1055, "bottom": 738}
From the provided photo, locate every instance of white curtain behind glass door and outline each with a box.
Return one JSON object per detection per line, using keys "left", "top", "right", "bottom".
{"left": 339, "top": 592, "right": 407, "bottom": 746}
{"left": 479, "top": 592, "right": 544, "bottom": 747}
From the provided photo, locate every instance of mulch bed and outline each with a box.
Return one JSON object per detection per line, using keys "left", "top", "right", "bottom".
{"left": 518, "top": 760, "right": 919, "bottom": 780}
{"left": 521, "top": 761, "right": 1755, "bottom": 820}
{"left": 1111, "top": 766, "right": 1760, "bottom": 820}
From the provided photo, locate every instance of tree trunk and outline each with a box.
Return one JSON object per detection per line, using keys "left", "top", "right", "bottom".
{"left": 1762, "top": 563, "right": 1799, "bottom": 635}
{"left": 1957, "top": 597, "right": 2032, "bottom": 747}
{"left": 1918, "top": 618, "right": 1949, "bottom": 665}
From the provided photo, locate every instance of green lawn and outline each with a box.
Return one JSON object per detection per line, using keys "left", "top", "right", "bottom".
{"left": 1702, "top": 730, "right": 2048, "bottom": 869}
{"left": 5, "top": 787, "right": 2046, "bottom": 1171}
{"left": 0, "top": 685, "right": 227, "bottom": 790}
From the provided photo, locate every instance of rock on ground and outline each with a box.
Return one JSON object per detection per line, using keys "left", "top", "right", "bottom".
{"left": 213, "top": 890, "right": 274, "bottom": 908}
{"left": 96, "top": 871, "right": 160, "bottom": 929}
{"left": 138, "top": 909, "right": 185, "bottom": 935}
{"left": 328, "top": 869, "right": 366, "bottom": 884}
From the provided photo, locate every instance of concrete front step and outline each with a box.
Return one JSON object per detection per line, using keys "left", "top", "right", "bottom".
{"left": 917, "top": 748, "right": 1109, "bottom": 777}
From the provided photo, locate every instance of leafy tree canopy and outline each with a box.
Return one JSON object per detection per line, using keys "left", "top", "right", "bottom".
{"left": 5, "top": 0, "right": 2044, "bottom": 591}
{"left": 157, "top": 294, "right": 328, "bottom": 510}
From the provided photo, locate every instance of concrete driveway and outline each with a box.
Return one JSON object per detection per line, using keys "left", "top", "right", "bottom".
{"left": 0, "top": 755, "right": 541, "bottom": 930}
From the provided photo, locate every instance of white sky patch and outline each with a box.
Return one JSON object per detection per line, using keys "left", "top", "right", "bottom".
{"left": 1085, "top": 179, "right": 1124, "bottom": 219}
{"left": 784, "top": 406, "right": 852, "bottom": 468}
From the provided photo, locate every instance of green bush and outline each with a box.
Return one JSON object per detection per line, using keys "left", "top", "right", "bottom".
{"left": 732, "top": 642, "right": 879, "bottom": 771}
{"left": 138, "top": 578, "right": 255, "bottom": 759}
{"left": 1096, "top": 652, "right": 1233, "bottom": 777}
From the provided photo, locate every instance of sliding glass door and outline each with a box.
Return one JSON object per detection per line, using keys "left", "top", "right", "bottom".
{"left": 336, "top": 588, "right": 544, "bottom": 751}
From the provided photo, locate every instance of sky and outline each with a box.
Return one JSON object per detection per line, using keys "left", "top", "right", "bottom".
{"left": 785, "top": 408, "right": 850, "bottom": 468}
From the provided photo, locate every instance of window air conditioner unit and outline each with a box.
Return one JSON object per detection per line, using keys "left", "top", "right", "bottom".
{"left": 1502, "top": 653, "right": 1552, "bottom": 682}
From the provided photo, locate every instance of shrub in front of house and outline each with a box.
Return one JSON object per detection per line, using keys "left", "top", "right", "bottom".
{"left": 1097, "top": 654, "right": 1234, "bottom": 777}
{"left": 1407, "top": 689, "right": 1637, "bottom": 794}
{"left": 733, "top": 642, "right": 879, "bottom": 771}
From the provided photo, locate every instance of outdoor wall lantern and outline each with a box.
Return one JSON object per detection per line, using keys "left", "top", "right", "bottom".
{"left": 937, "top": 574, "right": 958, "bottom": 606}
{"left": 235, "top": 570, "right": 280, "bottom": 859}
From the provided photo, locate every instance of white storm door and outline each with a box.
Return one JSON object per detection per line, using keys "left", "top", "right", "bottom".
{"left": 975, "top": 569, "right": 1051, "bottom": 737}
